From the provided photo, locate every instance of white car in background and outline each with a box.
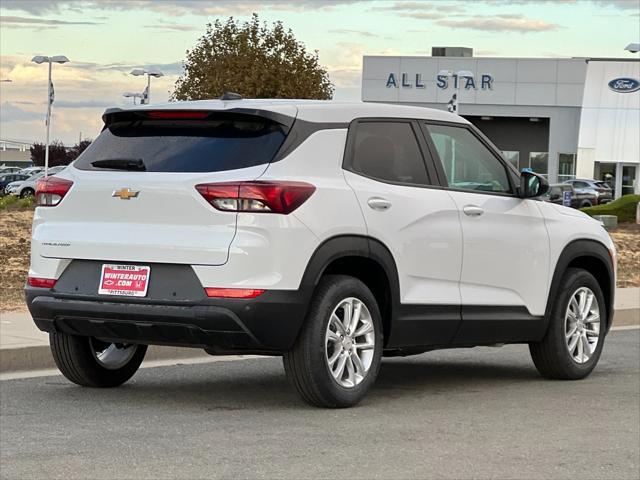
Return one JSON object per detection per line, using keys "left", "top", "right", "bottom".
{"left": 9, "top": 166, "right": 66, "bottom": 198}
{"left": 20, "top": 166, "right": 45, "bottom": 177}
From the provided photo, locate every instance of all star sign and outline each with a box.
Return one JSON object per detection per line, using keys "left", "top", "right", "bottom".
{"left": 386, "top": 73, "right": 494, "bottom": 90}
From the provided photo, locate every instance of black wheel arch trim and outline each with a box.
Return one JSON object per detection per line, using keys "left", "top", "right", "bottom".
{"left": 545, "top": 239, "right": 615, "bottom": 333}
{"left": 297, "top": 235, "right": 401, "bottom": 342}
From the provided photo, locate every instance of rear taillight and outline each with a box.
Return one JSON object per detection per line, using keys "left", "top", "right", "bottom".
{"left": 36, "top": 176, "right": 73, "bottom": 207}
{"left": 195, "top": 181, "right": 315, "bottom": 214}
{"left": 205, "top": 288, "right": 265, "bottom": 299}
{"left": 27, "top": 277, "right": 57, "bottom": 288}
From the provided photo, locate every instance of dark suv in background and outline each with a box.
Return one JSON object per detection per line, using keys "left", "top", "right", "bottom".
{"left": 564, "top": 179, "right": 613, "bottom": 205}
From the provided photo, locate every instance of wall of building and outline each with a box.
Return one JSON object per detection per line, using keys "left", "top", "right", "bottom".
{"left": 362, "top": 56, "right": 588, "bottom": 183}
{"left": 577, "top": 60, "right": 639, "bottom": 193}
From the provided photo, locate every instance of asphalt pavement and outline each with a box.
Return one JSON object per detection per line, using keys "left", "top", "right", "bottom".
{"left": 1, "top": 329, "right": 639, "bottom": 480}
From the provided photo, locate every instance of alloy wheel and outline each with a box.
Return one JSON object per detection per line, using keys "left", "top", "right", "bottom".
{"left": 89, "top": 338, "right": 138, "bottom": 370}
{"left": 325, "top": 297, "right": 376, "bottom": 388}
{"left": 564, "top": 287, "right": 600, "bottom": 364}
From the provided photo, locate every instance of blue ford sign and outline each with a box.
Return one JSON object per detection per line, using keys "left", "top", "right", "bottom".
{"left": 608, "top": 78, "right": 640, "bottom": 93}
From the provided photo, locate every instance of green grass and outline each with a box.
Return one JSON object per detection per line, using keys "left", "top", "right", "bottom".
{"left": 0, "top": 194, "right": 35, "bottom": 211}
{"left": 581, "top": 194, "right": 640, "bottom": 223}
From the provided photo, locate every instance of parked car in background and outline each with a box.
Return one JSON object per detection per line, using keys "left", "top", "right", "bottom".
{"left": 541, "top": 183, "right": 598, "bottom": 209}
{"left": 20, "top": 166, "right": 44, "bottom": 177}
{"left": 564, "top": 179, "right": 613, "bottom": 205}
{"left": 0, "top": 166, "right": 23, "bottom": 174}
{"left": 10, "top": 166, "right": 67, "bottom": 198}
{"left": 1, "top": 173, "right": 30, "bottom": 195}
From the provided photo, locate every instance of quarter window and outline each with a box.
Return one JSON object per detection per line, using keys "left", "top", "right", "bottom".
{"left": 426, "top": 124, "right": 511, "bottom": 193}
{"left": 350, "top": 122, "right": 429, "bottom": 185}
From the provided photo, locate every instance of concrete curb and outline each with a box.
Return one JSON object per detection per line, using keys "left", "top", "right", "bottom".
{"left": 1, "top": 308, "right": 638, "bottom": 375}
{"left": 0, "top": 344, "right": 210, "bottom": 374}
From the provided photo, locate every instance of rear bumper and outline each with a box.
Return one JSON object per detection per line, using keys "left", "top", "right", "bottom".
{"left": 26, "top": 287, "right": 310, "bottom": 354}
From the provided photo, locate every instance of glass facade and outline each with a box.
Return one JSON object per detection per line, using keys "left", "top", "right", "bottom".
{"left": 529, "top": 152, "right": 549, "bottom": 176}
{"left": 502, "top": 151, "right": 520, "bottom": 170}
{"left": 558, "top": 153, "right": 576, "bottom": 182}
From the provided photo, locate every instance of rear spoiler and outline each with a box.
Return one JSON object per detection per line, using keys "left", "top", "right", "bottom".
{"left": 102, "top": 107, "right": 297, "bottom": 130}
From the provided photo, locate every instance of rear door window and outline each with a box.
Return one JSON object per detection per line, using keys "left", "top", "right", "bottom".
{"left": 74, "top": 113, "right": 287, "bottom": 173}
{"left": 348, "top": 121, "right": 430, "bottom": 186}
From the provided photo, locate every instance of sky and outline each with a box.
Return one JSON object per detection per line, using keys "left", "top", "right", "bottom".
{"left": 0, "top": 0, "right": 639, "bottom": 145}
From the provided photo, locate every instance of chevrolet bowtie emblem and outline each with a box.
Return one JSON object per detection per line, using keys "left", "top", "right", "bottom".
{"left": 112, "top": 188, "right": 139, "bottom": 200}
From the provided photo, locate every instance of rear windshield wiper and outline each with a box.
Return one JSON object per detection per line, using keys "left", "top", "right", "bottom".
{"left": 91, "top": 158, "right": 146, "bottom": 171}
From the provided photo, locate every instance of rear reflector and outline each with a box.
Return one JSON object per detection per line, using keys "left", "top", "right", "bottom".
{"left": 205, "top": 288, "right": 265, "bottom": 299}
{"left": 36, "top": 176, "right": 73, "bottom": 207}
{"left": 146, "top": 111, "right": 210, "bottom": 120}
{"left": 27, "top": 277, "right": 57, "bottom": 288}
{"left": 195, "top": 181, "right": 315, "bottom": 214}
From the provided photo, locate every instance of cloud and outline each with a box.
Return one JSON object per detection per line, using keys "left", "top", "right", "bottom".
{"left": 0, "top": 102, "right": 44, "bottom": 123}
{"left": 143, "top": 22, "right": 200, "bottom": 32}
{"left": 328, "top": 29, "right": 379, "bottom": 38}
{"left": 372, "top": 1, "right": 464, "bottom": 13}
{"left": 0, "top": 0, "right": 362, "bottom": 16}
{"left": 0, "top": 15, "right": 102, "bottom": 26}
{"left": 437, "top": 14, "right": 561, "bottom": 32}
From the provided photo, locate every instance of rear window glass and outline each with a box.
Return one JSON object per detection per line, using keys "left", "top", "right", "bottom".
{"left": 74, "top": 113, "right": 287, "bottom": 173}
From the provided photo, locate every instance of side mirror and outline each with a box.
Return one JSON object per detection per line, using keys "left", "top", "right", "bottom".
{"left": 519, "top": 171, "right": 549, "bottom": 198}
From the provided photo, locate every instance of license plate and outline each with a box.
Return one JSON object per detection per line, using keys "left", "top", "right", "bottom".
{"left": 99, "top": 264, "right": 150, "bottom": 297}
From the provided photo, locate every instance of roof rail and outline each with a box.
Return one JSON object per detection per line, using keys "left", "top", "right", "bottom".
{"left": 220, "top": 91, "right": 243, "bottom": 101}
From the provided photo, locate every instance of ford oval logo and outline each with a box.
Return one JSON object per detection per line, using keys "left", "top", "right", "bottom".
{"left": 608, "top": 77, "right": 640, "bottom": 93}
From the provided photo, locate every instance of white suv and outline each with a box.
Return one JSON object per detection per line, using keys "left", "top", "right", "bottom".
{"left": 26, "top": 99, "right": 616, "bottom": 407}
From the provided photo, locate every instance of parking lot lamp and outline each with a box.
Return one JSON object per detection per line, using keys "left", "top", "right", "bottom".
{"left": 130, "top": 69, "right": 164, "bottom": 104}
{"left": 123, "top": 92, "right": 144, "bottom": 105}
{"left": 624, "top": 43, "right": 640, "bottom": 53}
{"left": 31, "top": 55, "right": 70, "bottom": 177}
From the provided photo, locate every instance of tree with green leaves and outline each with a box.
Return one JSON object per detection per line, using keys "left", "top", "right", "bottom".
{"left": 172, "top": 14, "right": 334, "bottom": 101}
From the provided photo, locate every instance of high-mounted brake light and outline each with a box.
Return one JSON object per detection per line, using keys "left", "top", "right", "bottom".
{"left": 195, "top": 181, "right": 316, "bottom": 214}
{"left": 27, "top": 277, "right": 57, "bottom": 288}
{"left": 36, "top": 176, "right": 73, "bottom": 207}
{"left": 146, "top": 111, "right": 210, "bottom": 120}
{"left": 205, "top": 288, "right": 265, "bottom": 299}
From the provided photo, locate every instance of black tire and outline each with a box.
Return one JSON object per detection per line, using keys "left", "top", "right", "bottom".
{"left": 580, "top": 200, "right": 592, "bottom": 208}
{"left": 20, "top": 188, "right": 34, "bottom": 198}
{"left": 283, "top": 275, "right": 383, "bottom": 408}
{"left": 50, "top": 332, "right": 147, "bottom": 387}
{"left": 529, "top": 268, "right": 606, "bottom": 380}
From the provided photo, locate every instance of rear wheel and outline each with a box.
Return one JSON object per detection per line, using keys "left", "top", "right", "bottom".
{"left": 50, "top": 332, "right": 147, "bottom": 387}
{"left": 530, "top": 268, "right": 606, "bottom": 379}
{"left": 283, "top": 275, "right": 383, "bottom": 408}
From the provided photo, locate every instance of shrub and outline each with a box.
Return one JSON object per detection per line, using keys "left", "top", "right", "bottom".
{"left": 581, "top": 194, "right": 640, "bottom": 223}
{"left": 0, "top": 195, "right": 35, "bottom": 211}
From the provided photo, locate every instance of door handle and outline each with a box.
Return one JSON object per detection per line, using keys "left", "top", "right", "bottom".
{"left": 367, "top": 197, "right": 392, "bottom": 211}
{"left": 463, "top": 205, "right": 484, "bottom": 217}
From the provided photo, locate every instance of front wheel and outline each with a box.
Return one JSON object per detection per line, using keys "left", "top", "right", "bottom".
{"left": 20, "top": 188, "right": 34, "bottom": 198}
{"left": 50, "top": 332, "right": 147, "bottom": 387}
{"left": 529, "top": 268, "right": 606, "bottom": 379}
{"left": 283, "top": 275, "right": 383, "bottom": 408}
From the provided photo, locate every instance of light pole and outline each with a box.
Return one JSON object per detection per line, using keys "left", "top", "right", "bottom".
{"left": 31, "top": 55, "right": 70, "bottom": 177}
{"left": 129, "top": 68, "right": 164, "bottom": 104}
{"left": 438, "top": 69, "right": 475, "bottom": 115}
{"left": 123, "top": 92, "right": 144, "bottom": 105}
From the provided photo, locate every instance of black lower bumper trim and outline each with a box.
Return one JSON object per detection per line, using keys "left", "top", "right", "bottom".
{"left": 26, "top": 286, "right": 310, "bottom": 353}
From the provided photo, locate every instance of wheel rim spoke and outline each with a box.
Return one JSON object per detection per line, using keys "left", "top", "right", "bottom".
{"left": 325, "top": 297, "right": 376, "bottom": 389}
{"left": 564, "top": 287, "right": 600, "bottom": 365}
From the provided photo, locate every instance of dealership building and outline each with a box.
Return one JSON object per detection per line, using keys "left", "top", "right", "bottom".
{"left": 362, "top": 48, "right": 640, "bottom": 198}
